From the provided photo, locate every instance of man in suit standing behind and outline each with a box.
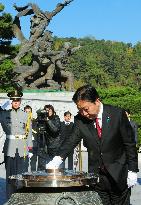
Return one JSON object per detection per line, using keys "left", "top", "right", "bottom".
{"left": 125, "top": 109, "right": 138, "bottom": 144}
{"left": 46, "top": 85, "right": 138, "bottom": 205}
{"left": 60, "top": 111, "right": 74, "bottom": 169}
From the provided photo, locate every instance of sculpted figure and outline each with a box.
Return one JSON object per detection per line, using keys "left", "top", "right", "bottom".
{"left": 13, "top": 0, "right": 73, "bottom": 65}
{"left": 48, "top": 42, "right": 81, "bottom": 91}
{"left": 31, "top": 42, "right": 81, "bottom": 90}
{"left": 13, "top": 31, "right": 53, "bottom": 88}
{"left": 12, "top": 1, "right": 80, "bottom": 91}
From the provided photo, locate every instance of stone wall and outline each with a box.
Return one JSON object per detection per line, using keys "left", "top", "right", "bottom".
{"left": 0, "top": 91, "right": 78, "bottom": 121}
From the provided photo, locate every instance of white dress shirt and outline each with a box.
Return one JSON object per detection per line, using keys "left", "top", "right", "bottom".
{"left": 94, "top": 102, "right": 103, "bottom": 128}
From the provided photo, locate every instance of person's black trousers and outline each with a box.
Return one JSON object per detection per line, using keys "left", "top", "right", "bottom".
{"left": 68, "top": 151, "right": 73, "bottom": 170}
{"left": 94, "top": 169, "right": 131, "bottom": 205}
{"left": 30, "top": 154, "right": 37, "bottom": 171}
{"left": 5, "top": 154, "right": 28, "bottom": 199}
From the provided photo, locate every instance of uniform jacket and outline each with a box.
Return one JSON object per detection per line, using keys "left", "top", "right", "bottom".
{"left": 58, "top": 104, "right": 138, "bottom": 190}
{"left": 0, "top": 108, "right": 32, "bottom": 157}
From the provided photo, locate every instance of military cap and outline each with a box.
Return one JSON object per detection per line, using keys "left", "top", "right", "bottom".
{"left": 7, "top": 90, "right": 23, "bottom": 100}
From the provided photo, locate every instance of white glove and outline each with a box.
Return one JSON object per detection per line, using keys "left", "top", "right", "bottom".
{"left": 127, "top": 171, "right": 137, "bottom": 188}
{"left": 46, "top": 156, "right": 63, "bottom": 169}
{"left": 28, "top": 152, "right": 33, "bottom": 158}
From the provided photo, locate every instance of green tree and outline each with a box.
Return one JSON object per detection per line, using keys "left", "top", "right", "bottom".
{"left": 99, "top": 86, "right": 141, "bottom": 146}
{"left": 0, "top": 3, "right": 14, "bottom": 43}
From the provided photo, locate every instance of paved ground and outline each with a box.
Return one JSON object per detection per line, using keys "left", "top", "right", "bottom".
{"left": 0, "top": 153, "right": 140, "bottom": 205}
{"left": 130, "top": 153, "right": 141, "bottom": 205}
{"left": 0, "top": 162, "right": 6, "bottom": 205}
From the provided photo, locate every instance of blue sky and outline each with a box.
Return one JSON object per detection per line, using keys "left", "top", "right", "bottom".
{"left": 2, "top": 0, "right": 141, "bottom": 45}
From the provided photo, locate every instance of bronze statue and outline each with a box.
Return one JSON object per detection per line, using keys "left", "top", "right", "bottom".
{"left": 13, "top": 1, "right": 73, "bottom": 66}
{"left": 12, "top": 0, "right": 81, "bottom": 91}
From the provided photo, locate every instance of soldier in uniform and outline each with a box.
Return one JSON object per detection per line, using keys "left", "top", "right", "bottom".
{"left": 0, "top": 90, "right": 33, "bottom": 199}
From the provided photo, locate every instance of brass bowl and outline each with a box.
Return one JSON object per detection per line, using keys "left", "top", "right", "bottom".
{"left": 45, "top": 168, "right": 64, "bottom": 174}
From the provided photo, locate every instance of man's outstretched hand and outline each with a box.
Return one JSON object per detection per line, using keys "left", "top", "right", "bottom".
{"left": 46, "top": 156, "right": 63, "bottom": 169}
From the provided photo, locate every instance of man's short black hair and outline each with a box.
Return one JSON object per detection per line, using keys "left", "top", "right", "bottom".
{"left": 64, "top": 111, "right": 72, "bottom": 116}
{"left": 72, "top": 85, "right": 99, "bottom": 104}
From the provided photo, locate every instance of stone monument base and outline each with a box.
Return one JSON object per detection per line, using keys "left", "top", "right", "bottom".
{"left": 5, "top": 187, "right": 103, "bottom": 205}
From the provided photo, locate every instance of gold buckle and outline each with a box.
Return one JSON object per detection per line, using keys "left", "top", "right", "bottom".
{"left": 15, "top": 135, "right": 19, "bottom": 139}
{"left": 15, "top": 135, "right": 27, "bottom": 139}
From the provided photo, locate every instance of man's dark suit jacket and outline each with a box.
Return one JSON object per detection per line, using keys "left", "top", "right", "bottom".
{"left": 60, "top": 121, "right": 74, "bottom": 144}
{"left": 130, "top": 120, "right": 138, "bottom": 144}
{"left": 60, "top": 121, "right": 74, "bottom": 169}
{"left": 58, "top": 104, "right": 138, "bottom": 191}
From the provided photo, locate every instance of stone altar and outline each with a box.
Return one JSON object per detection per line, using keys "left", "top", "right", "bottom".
{"left": 5, "top": 169, "right": 103, "bottom": 205}
{"left": 5, "top": 191, "right": 103, "bottom": 205}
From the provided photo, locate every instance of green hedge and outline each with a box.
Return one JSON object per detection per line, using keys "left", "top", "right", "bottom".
{"left": 98, "top": 86, "right": 141, "bottom": 145}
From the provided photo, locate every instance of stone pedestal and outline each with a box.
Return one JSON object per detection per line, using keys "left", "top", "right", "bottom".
{"left": 5, "top": 187, "right": 103, "bottom": 205}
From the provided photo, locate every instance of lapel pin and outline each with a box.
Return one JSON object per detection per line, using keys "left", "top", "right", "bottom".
{"left": 107, "top": 116, "right": 110, "bottom": 123}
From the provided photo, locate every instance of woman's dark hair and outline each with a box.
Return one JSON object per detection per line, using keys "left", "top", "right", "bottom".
{"left": 72, "top": 85, "right": 99, "bottom": 104}
{"left": 24, "top": 105, "right": 32, "bottom": 112}
{"left": 44, "top": 104, "right": 56, "bottom": 115}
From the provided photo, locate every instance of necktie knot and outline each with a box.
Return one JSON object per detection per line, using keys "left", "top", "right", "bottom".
{"left": 95, "top": 117, "right": 99, "bottom": 124}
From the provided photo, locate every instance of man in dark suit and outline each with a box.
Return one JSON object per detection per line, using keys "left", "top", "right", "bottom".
{"left": 60, "top": 111, "right": 74, "bottom": 169}
{"left": 46, "top": 85, "right": 138, "bottom": 205}
{"left": 125, "top": 109, "right": 138, "bottom": 144}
